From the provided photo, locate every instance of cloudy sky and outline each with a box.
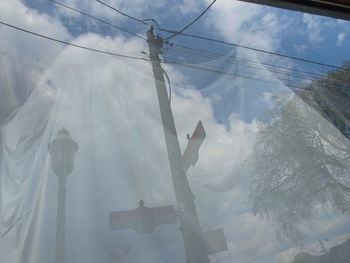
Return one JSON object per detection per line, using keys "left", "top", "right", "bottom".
{"left": 0, "top": 0, "right": 350, "bottom": 263}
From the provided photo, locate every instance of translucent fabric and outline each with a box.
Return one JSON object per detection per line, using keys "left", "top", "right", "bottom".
{"left": 1, "top": 1, "right": 350, "bottom": 263}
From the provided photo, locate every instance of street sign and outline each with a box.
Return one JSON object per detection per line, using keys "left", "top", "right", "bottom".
{"left": 203, "top": 228, "right": 228, "bottom": 255}
{"left": 182, "top": 121, "right": 206, "bottom": 172}
{"left": 110, "top": 202, "right": 177, "bottom": 234}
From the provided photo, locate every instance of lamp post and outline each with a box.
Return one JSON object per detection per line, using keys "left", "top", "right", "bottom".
{"left": 48, "top": 128, "right": 78, "bottom": 263}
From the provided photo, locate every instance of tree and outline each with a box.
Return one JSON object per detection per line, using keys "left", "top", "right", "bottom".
{"left": 296, "top": 61, "right": 350, "bottom": 139}
{"left": 249, "top": 63, "right": 350, "bottom": 244}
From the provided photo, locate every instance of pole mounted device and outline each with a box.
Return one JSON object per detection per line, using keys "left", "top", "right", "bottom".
{"left": 48, "top": 128, "right": 78, "bottom": 263}
{"left": 146, "top": 25, "right": 210, "bottom": 263}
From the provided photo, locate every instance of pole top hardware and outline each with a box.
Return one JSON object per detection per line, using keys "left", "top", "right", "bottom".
{"left": 147, "top": 25, "right": 163, "bottom": 58}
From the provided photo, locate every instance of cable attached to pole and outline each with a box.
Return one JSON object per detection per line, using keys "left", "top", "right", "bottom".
{"left": 162, "top": 68, "right": 172, "bottom": 103}
{"left": 163, "top": 0, "right": 217, "bottom": 40}
{"left": 95, "top": 0, "right": 159, "bottom": 27}
{"left": 52, "top": 0, "right": 147, "bottom": 40}
{"left": 58, "top": 1, "right": 346, "bottom": 71}
{"left": 0, "top": 21, "right": 147, "bottom": 61}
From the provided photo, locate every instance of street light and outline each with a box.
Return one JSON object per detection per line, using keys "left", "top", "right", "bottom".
{"left": 48, "top": 127, "right": 78, "bottom": 263}
{"left": 49, "top": 128, "right": 79, "bottom": 176}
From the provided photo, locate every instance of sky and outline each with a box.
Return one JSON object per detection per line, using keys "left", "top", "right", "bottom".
{"left": 0, "top": 0, "right": 350, "bottom": 263}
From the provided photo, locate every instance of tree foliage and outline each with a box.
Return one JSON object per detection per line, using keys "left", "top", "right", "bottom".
{"left": 250, "top": 63, "right": 350, "bottom": 244}
{"left": 296, "top": 61, "right": 350, "bottom": 138}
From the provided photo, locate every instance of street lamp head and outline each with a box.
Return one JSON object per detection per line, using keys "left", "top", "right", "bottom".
{"left": 48, "top": 127, "right": 79, "bottom": 176}
{"left": 57, "top": 127, "right": 70, "bottom": 136}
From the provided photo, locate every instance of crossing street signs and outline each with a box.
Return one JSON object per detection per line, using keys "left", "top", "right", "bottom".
{"left": 182, "top": 121, "right": 206, "bottom": 172}
{"left": 110, "top": 201, "right": 177, "bottom": 234}
{"left": 203, "top": 228, "right": 228, "bottom": 255}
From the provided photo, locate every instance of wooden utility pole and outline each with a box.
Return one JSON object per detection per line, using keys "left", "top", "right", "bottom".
{"left": 146, "top": 26, "right": 210, "bottom": 263}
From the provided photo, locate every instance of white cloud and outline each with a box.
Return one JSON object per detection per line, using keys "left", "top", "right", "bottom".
{"left": 177, "top": 0, "right": 205, "bottom": 15}
{"left": 337, "top": 32, "right": 346, "bottom": 46}
{"left": 204, "top": 0, "right": 293, "bottom": 53}
{"left": 293, "top": 44, "right": 307, "bottom": 54}
{"left": 302, "top": 14, "right": 325, "bottom": 45}
{"left": 206, "top": 1, "right": 262, "bottom": 44}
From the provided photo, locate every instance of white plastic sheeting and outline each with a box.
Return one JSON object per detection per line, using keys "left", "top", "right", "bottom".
{"left": 1, "top": 5, "right": 350, "bottom": 263}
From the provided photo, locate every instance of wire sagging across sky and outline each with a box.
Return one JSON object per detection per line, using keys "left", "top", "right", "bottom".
{"left": 54, "top": 0, "right": 347, "bottom": 72}
{"left": 163, "top": 0, "right": 217, "bottom": 40}
{"left": 0, "top": 21, "right": 147, "bottom": 61}
{"left": 163, "top": 31, "right": 348, "bottom": 71}
{"left": 95, "top": 0, "right": 159, "bottom": 27}
{"left": 52, "top": 0, "right": 146, "bottom": 40}
{"left": 0, "top": 19, "right": 343, "bottom": 93}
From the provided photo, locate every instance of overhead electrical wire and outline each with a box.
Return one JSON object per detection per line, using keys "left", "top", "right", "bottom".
{"left": 162, "top": 59, "right": 316, "bottom": 92}
{"left": 163, "top": 0, "right": 217, "bottom": 40}
{"left": 52, "top": 0, "right": 340, "bottom": 82}
{"left": 164, "top": 55, "right": 312, "bottom": 84}
{"left": 167, "top": 44, "right": 349, "bottom": 85}
{"left": 166, "top": 47, "right": 318, "bottom": 82}
{"left": 95, "top": 0, "right": 158, "bottom": 26}
{"left": 0, "top": 21, "right": 147, "bottom": 61}
{"left": 169, "top": 43, "right": 324, "bottom": 78}
{"left": 57, "top": 1, "right": 347, "bottom": 74}
{"left": 0, "top": 20, "right": 334, "bottom": 93}
{"left": 52, "top": 0, "right": 146, "bottom": 40}
{"left": 161, "top": 31, "right": 348, "bottom": 71}
{"left": 162, "top": 68, "right": 172, "bottom": 102}
{"left": 55, "top": 0, "right": 302, "bottom": 78}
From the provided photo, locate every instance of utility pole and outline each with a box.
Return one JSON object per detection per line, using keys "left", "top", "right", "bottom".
{"left": 146, "top": 26, "right": 210, "bottom": 263}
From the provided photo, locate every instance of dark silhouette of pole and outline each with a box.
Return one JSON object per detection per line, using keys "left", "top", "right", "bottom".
{"left": 48, "top": 128, "right": 78, "bottom": 263}
{"left": 147, "top": 26, "right": 210, "bottom": 263}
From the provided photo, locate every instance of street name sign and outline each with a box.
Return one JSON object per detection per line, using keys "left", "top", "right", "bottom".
{"left": 203, "top": 228, "right": 228, "bottom": 255}
{"left": 110, "top": 204, "right": 177, "bottom": 234}
{"left": 182, "top": 120, "right": 206, "bottom": 172}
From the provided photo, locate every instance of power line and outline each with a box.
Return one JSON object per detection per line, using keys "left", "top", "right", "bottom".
{"left": 166, "top": 47, "right": 318, "bottom": 82}
{"left": 0, "top": 21, "right": 332, "bottom": 93}
{"left": 63, "top": 2, "right": 347, "bottom": 73}
{"left": 53, "top": 0, "right": 330, "bottom": 83}
{"left": 170, "top": 43, "right": 323, "bottom": 78}
{"left": 55, "top": 1, "right": 304, "bottom": 81}
{"left": 95, "top": 0, "right": 158, "bottom": 26}
{"left": 162, "top": 59, "right": 309, "bottom": 90}
{"left": 52, "top": 0, "right": 146, "bottom": 40}
{"left": 164, "top": 0, "right": 217, "bottom": 40}
{"left": 57, "top": 0, "right": 303, "bottom": 79}
{"left": 51, "top": 1, "right": 327, "bottom": 81}
{"left": 162, "top": 31, "right": 348, "bottom": 71}
{"left": 167, "top": 44, "right": 349, "bottom": 85}
{"left": 0, "top": 21, "right": 147, "bottom": 61}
